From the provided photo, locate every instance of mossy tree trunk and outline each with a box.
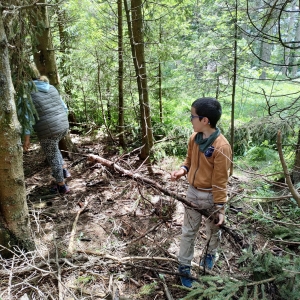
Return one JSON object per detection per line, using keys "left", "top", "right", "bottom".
{"left": 0, "top": 14, "right": 34, "bottom": 255}
{"left": 32, "top": 0, "right": 78, "bottom": 159}
{"left": 31, "top": 0, "right": 59, "bottom": 89}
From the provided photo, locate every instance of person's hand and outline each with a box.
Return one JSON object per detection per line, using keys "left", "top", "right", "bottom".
{"left": 214, "top": 205, "right": 225, "bottom": 226}
{"left": 23, "top": 135, "right": 30, "bottom": 152}
{"left": 170, "top": 169, "right": 186, "bottom": 181}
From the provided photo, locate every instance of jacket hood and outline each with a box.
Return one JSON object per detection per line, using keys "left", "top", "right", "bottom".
{"left": 33, "top": 80, "right": 50, "bottom": 92}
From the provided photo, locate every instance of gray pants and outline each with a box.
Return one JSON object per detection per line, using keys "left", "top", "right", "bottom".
{"left": 39, "top": 130, "right": 68, "bottom": 183}
{"left": 178, "top": 185, "right": 220, "bottom": 266}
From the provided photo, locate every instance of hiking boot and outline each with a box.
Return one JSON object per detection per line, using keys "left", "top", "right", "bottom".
{"left": 178, "top": 265, "right": 194, "bottom": 288}
{"left": 63, "top": 168, "right": 71, "bottom": 178}
{"left": 50, "top": 184, "right": 70, "bottom": 195}
{"left": 58, "top": 184, "right": 70, "bottom": 194}
{"left": 200, "top": 253, "right": 219, "bottom": 270}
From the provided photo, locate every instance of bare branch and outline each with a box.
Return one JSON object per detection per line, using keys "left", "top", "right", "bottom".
{"left": 277, "top": 130, "right": 300, "bottom": 207}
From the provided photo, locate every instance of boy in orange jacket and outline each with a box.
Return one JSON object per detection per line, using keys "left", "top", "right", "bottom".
{"left": 171, "top": 97, "right": 232, "bottom": 287}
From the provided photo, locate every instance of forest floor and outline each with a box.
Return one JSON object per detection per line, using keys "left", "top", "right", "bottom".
{"left": 2, "top": 132, "right": 287, "bottom": 299}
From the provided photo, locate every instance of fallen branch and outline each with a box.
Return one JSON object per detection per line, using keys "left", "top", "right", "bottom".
{"left": 66, "top": 198, "right": 91, "bottom": 257}
{"left": 271, "top": 239, "right": 300, "bottom": 245}
{"left": 277, "top": 130, "right": 300, "bottom": 207}
{"left": 55, "top": 241, "right": 64, "bottom": 300}
{"left": 87, "top": 154, "right": 247, "bottom": 248}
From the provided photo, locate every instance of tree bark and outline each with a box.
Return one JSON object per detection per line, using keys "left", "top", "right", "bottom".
{"left": 32, "top": 0, "right": 78, "bottom": 159}
{"left": 56, "top": 0, "right": 74, "bottom": 102}
{"left": 281, "top": 0, "right": 297, "bottom": 76}
{"left": 230, "top": 0, "right": 238, "bottom": 176}
{"left": 292, "top": 129, "right": 300, "bottom": 184}
{"left": 125, "top": 0, "right": 154, "bottom": 169}
{"left": 291, "top": 12, "right": 300, "bottom": 77}
{"left": 0, "top": 14, "right": 34, "bottom": 254}
{"left": 118, "top": 0, "right": 125, "bottom": 148}
{"left": 31, "top": 0, "right": 59, "bottom": 89}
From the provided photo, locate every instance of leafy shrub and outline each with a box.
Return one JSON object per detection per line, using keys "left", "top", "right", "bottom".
{"left": 225, "top": 116, "right": 297, "bottom": 156}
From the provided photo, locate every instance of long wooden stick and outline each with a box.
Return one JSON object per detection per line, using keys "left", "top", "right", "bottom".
{"left": 277, "top": 130, "right": 300, "bottom": 207}
{"left": 87, "top": 154, "right": 247, "bottom": 248}
{"left": 66, "top": 199, "right": 90, "bottom": 257}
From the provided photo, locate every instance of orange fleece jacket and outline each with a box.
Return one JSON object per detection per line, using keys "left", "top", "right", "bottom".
{"left": 182, "top": 132, "right": 232, "bottom": 204}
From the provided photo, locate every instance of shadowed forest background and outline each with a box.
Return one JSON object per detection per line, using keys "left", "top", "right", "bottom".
{"left": 1, "top": 0, "right": 300, "bottom": 299}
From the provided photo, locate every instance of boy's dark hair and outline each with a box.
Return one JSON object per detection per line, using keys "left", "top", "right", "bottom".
{"left": 192, "top": 97, "right": 222, "bottom": 128}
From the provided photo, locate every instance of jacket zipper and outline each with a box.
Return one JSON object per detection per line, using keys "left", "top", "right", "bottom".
{"left": 192, "top": 143, "right": 200, "bottom": 186}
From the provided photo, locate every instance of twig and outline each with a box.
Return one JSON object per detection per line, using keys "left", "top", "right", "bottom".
{"left": 7, "top": 254, "right": 15, "bottom": 300}
{"left": 125, "top": 262, "right": 199, "bottom": 280}
{"left": 222, "top": 251, "right": 233, "bottom": 274}
{"left": 245, "top": 277, "right": 276, "bottom": 286}
{"left": 243, "top": 195, "right": 294, "bottom": 201}
{"left": 125, "top": 220, "right": 164, "bottom": 245}
{"left": 66, "top": 197, "right": 91, "bottom": 257}
{"left": 128, "top": 277, "right": 141, "bottom": 287}
{"left": 67, "top": 286, "right": 107, "bottom": 298}
{"left": 271, "top": 239, "right": 300, "bottom": 245}
{"left": 277, "top": 130, "right": 300, "bottom": 207}
{"left": 55, "top": 240, "right": 64, "bottom": 300}
{"left": 155, "top": 272, "right": 174, "bottom": 300}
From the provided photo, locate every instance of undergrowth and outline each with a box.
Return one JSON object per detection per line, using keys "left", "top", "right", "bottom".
{"left": 181, "top": 249, "right": 300, "bottom": 300}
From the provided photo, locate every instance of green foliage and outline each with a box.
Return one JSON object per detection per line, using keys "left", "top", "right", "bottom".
{"left": 181, "top": 275, "right": 244, "bottom": 300}
{"left": 239, "top": 248, "right": 283, "bottom": 281}
{"left": 152, "top": 124, "right": 192, "bottom": 160}
{"left": 76, "top": 275, "right": 95, "bottom": 285}
{"left": 139, "top": 281, "right": 158, "bottom": 296}
{"left": 269, "top": 225, "right": 300, "bottom": 242}
{"left": 238, "top": 248, "right": 300, "bottom": 300}
{"left": 15, "top": 81, "right": 38, "bottom": 138}
{"left": 225, "top": 116, "right": 296, "bottom": 156}
{"left": 179, "top": 248, "right": 300, "bottom": 300}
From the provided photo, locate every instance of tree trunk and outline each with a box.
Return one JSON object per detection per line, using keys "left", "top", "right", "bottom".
{"left": 259, "top": 41, "right": 272, "bottom": 80}
{"left": 56, "top": 0, "right": 74, "bottom": 102}
{"left": 292, "top": 129, "right": 300, "bottom": 184}
{"left": 230, "top": 0, "right": 238, "bottom": 176}
{"left": 118, "top": 0, "right": 125, "bottom": 148}
{"left": 0, "top": 15, "right": 34, "bottom": 255}
{"left": 32, "top": 0, "right": 78, "bottom": 159}
{"left": 31, "top": 0, "right": 59, "bottom": 89}
{"left": 158, "top": 61, "right": 163, "bottom": 123}
{"left": 158, "top": 23, "right": 163, "bottom": 123}
{"left": 291, "top": 13, "right": 300, "bottom": 77}
{"left": 125, "top": 0, "right": 154, "bottom": 169}
{"left": 281, "top": 0, "right": 297, "bottom": 76}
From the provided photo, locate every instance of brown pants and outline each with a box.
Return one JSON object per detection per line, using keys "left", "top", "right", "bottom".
{"left": 178, "top": 185, "right": 221, "bottom": 266}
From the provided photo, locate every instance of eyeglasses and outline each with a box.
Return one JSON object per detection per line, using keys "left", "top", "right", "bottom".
{"left": 190, "top": 114, "right": 204, "bottom": 121}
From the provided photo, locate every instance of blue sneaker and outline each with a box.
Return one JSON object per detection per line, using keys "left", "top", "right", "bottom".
{"left": 200, "top": 253, "right": 219, "bottom": 270}
{"left": 178, "top": 265, "right": 194, "bottom": 288}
